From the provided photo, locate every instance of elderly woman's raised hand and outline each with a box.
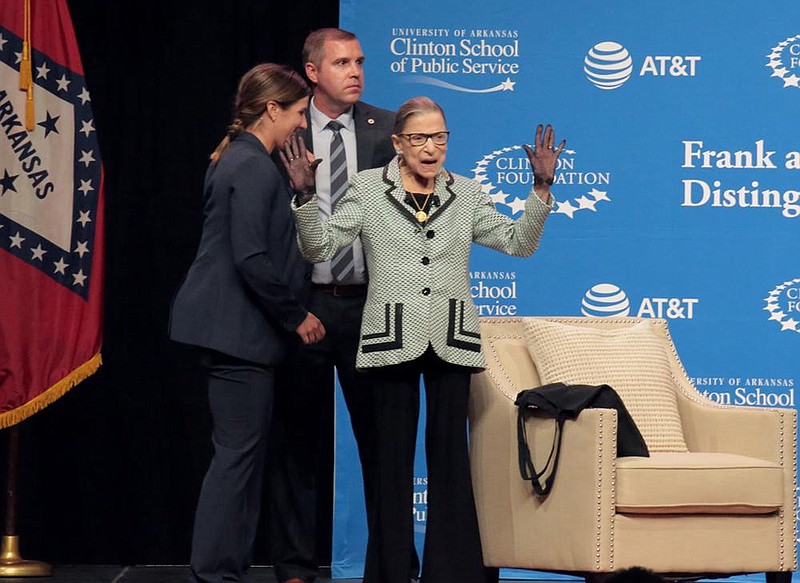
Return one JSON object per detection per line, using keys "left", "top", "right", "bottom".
{"left": 523, "top": 124, "right": 565, "bottom": 202}
{"left": 280, "top": 132, "right": 321, "bottom": 203}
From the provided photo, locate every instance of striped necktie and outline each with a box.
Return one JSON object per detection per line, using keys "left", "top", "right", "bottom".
{"left": 327, "top": 120, "right": 355, "bottom": 283}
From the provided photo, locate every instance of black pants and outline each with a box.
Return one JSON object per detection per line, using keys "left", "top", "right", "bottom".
{"left": 269, "top": 289, "right": 420, "bottom": 582}
{"left": 190, "top": 351, "right": 274, "bottom": 583}
{"left": 363, "top": 347, "right": 489, "bottom": 583}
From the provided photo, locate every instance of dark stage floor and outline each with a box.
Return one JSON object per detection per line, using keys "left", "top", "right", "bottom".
{"left": 0, "top": 566, "right": 559, "bottom": 583}
{"left": 0, "top": 566, "right": 788, "bottom": 582}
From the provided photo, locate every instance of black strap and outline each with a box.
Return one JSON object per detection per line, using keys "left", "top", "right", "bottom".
{"left": 517, "top": 409, "right": 565, "bottom": 497}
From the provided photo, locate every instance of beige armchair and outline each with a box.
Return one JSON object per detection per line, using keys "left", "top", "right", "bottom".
{"left": 469, "top": 316, "right": 797, "bottom": 582}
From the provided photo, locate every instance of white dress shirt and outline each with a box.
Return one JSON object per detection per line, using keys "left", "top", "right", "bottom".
{"left": 309, "top": 97, "right": 367, "bottom": 285}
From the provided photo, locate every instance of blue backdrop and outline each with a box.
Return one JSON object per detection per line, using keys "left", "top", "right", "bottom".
{"left": 333, "top": 1, "right": 800, "bottom": 578}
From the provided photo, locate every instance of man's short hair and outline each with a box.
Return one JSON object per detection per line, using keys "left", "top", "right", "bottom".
{"left": 302, "top": 28, "right": 358, "bottom": 67}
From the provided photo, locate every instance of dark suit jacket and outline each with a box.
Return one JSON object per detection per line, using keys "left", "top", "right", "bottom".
{"left": 170, "top": 132, "right": 311, "bottom": 366}
{"left": 301, "top": 100, "right": 396, "bottom": 171}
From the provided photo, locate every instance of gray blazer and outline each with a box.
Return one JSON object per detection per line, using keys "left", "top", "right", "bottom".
{"left": 293, "top": 157, "right": 551, "bottom": 370}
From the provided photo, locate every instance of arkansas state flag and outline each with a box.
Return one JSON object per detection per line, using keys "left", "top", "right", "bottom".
{"left": 0, "top": 0, "right": 104, "bottom": 429}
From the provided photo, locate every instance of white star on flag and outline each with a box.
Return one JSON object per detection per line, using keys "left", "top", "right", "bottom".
{"left": 36, "top": 62, "right": 51, "bottom": 79}
{"left": 53, "top": 257, "right": 69, "bottom": 274}
{"left": 0, "top": 33, "right": 7, "bottom": 51}
{"left": 56, "top": 74, "right": 71, "bottom": 92}
{"left": 77, "top": 211, "right": 92, "bottom": 227}
{"left": 72, "top": 269, "right": 87, "bottom": 287}
{"left": 78, "top": 87, "right": 91, "bottom": 104}
{"left": 30, "top": 244, "right": 46, "bottom": 261}
{"left": 780, "top": 318, "right": 798, "bottom": 331}
{"left": 79, "top": 150, "right": 96, "bottom": 166}
{"left": 74, "top": 241, "right": 90, "bottom": 257}
{"left": 10, "top": 232, "right": 25, "bottom": 248}
{"left": 80, "top": 119, "right": 95, "bottom": 137}
{"left": 78, "top": 179, "right": 94, "bottom": 195}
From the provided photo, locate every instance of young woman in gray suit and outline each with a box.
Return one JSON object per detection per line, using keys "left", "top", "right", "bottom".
{"left": 283, "top": 96, "right": 564, "bottom": 583}
{"left": 170, "top": 64, "right": 325, "bottom": 583}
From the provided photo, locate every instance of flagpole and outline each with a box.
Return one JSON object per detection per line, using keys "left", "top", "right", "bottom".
{"left": 0, "top": 426, "right": 52, "bottom": 577}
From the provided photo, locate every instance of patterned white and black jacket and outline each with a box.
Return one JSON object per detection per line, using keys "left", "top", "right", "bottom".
{"left": 292, "top": 156, "right": 551, "bottom": 370}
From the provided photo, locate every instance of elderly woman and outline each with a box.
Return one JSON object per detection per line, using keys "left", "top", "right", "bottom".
{"left": 283, "top": 96, "right": 564, "bottom": 583}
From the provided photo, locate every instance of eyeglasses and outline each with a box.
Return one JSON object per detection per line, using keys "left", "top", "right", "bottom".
{"left": 399, "top": 131, "right": 450, "bottom": 146}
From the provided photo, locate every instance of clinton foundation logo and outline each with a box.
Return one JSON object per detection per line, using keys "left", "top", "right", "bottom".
{"left": 472, "top": 144, "right": 612, "bottom": 219}
{"left": 388, "top": 27, "right": 520, "bottom": 93}
{"left": 584, "top": 40, "right": 701, "bottom": 90}
{"left": 765, "top": 35, "right": 800, "bottom": 91}
{"left": 581, "top": 283, "right": 699, "bottom": 320}
{"left": 763, "top": 277, "right": 800, "bottom": 334}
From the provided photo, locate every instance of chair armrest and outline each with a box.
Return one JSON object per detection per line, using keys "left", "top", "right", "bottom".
{"left": 470, "top": 379, "right": 619, "bottom": 572}
{"left": 678, "top": 395, "right": 797, "bottom": 464}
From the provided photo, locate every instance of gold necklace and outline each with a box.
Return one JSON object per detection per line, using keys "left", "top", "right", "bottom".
{"left": 408, "top": 191, "right": 433, "bottom": 223}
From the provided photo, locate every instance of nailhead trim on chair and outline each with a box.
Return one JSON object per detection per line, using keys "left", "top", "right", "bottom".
{"left": 592, "top": 411, "right": 616, "bottom": 572}
{"left": 792, "top": 410, "right": 798, "bottom": 570}
{"left": 779, "top": 409, "right": 799, "bottom": 571}
{"left": 595, "top": 411, "right": 604, "bottom": 571}
{"left": 485, "top": 336, "right": 523, "bottom": 401}
{"left": 779, "top": 411, "right": 786, "bottom": 571}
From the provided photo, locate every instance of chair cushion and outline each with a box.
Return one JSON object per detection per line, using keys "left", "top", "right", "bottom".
{"left": 615, "top": 452, "right": 784, "bottom": 514}
{"left": 522, "top": 319, "right": 687, "bottom": 452}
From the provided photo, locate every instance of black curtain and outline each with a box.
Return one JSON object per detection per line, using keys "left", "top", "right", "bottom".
{"left": 3, "top": 0, "right": 338, "bottom": 565}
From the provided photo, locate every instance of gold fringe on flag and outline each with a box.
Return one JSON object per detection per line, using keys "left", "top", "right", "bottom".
{"left": 0, "top": 353, "right": 103, "bottom": 430}
{"left": 20, "top": 0, "right": 35, "bottom": 131}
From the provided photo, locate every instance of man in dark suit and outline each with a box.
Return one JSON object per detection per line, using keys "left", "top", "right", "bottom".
{"left": 269, "top": 28, "right": 404, "bottom": 583}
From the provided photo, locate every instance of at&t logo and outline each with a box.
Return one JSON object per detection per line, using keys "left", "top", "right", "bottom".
{"left": 584, "top": 40, "right": 701, "bottom": 90}
{"left": 581, "top": 283, "right": 699, "bottom": 319}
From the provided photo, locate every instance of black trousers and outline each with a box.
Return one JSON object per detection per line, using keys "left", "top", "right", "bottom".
{"left": 269, "top": 289, "right": 421, "bottom": 582}
{"left": 190, "top": 351, "right": 274, "bottom": 583}
{"left": 362, "top": 347, "right": 490, "bottom": 583}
